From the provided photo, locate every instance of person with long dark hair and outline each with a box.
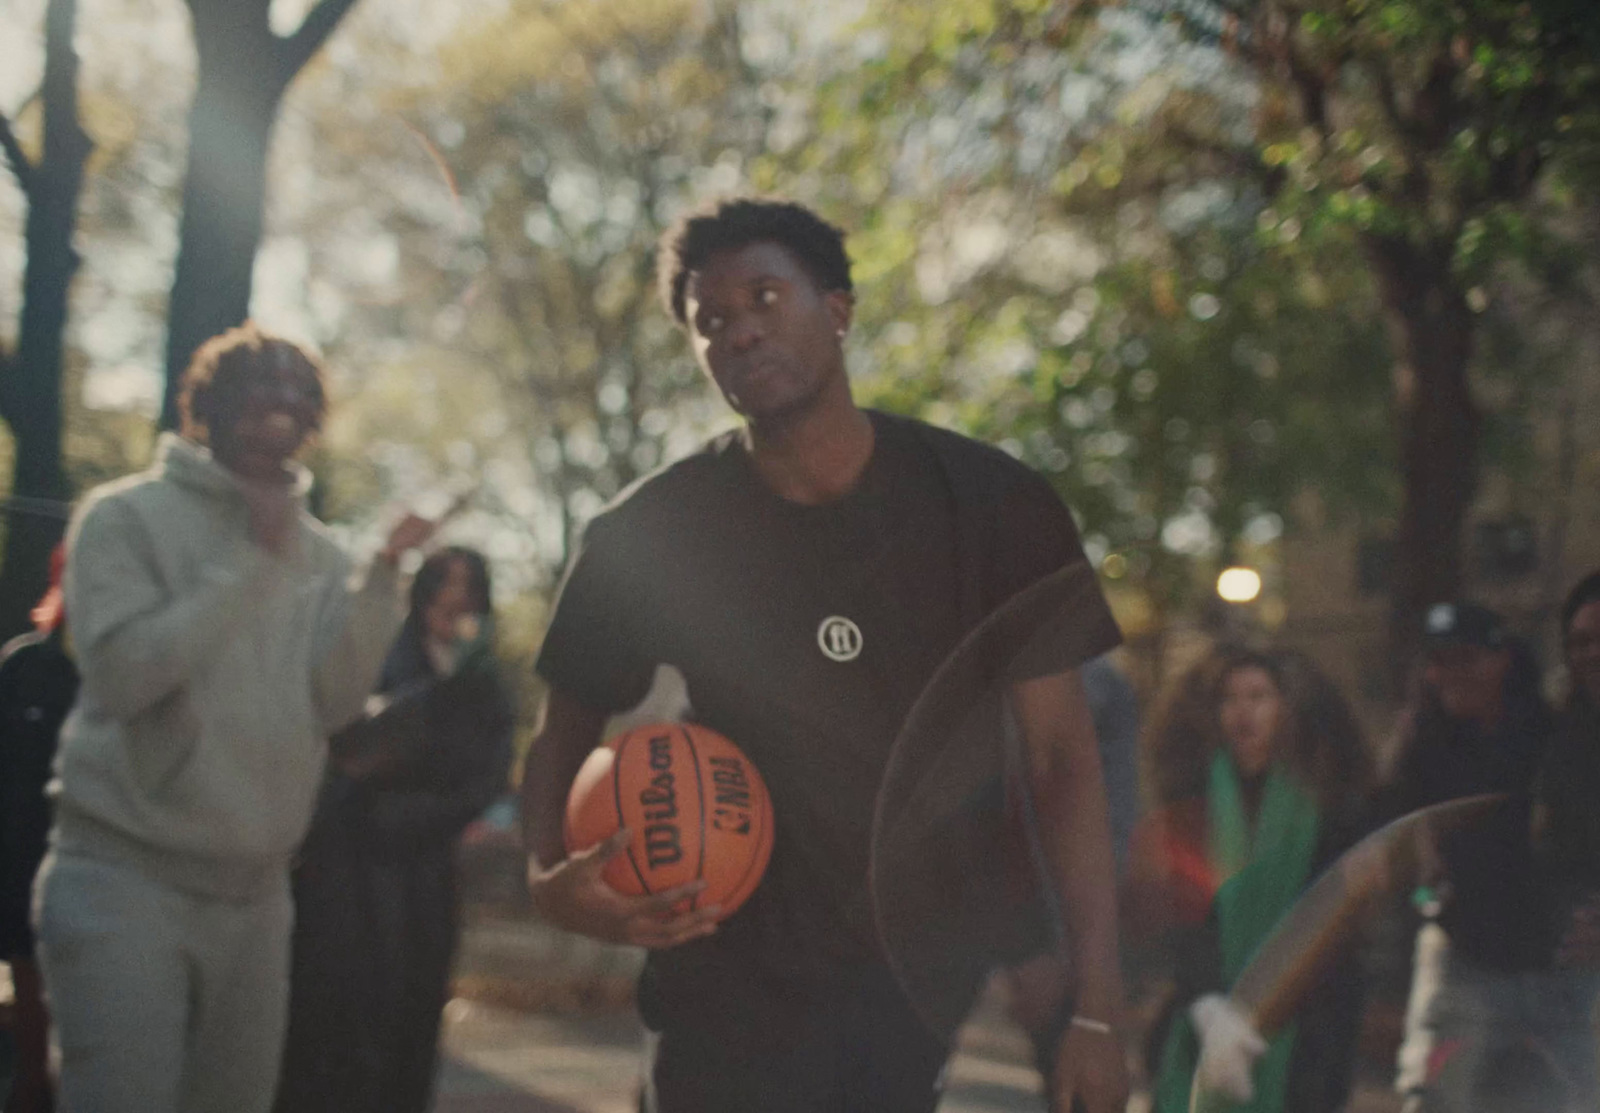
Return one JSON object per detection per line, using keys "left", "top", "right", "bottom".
{"left": 1135, "top": 646, "right": 1373, "bottom": 1113}
{"left": 1530, "top": 572, "right": 1600, "bottom": 1110}
{"left": 1542, "top": 571, "right": 1600, "bottom": 961}
{"left": 274, "top": 546, "right": 514, "bottom": 1113}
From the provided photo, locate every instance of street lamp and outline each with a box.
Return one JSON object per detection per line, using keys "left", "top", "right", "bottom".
{"left": 1216, "top": 566, "right": 1262, "bottom": 604}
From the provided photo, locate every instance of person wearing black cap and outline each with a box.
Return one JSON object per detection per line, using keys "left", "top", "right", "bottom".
{"left": 1386, "top": 602, "right": 1575, "bottom": 1112}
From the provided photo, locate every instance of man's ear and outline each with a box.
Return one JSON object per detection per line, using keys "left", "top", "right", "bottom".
{"left": 825, "top": 289, "right": 854, "bottom": 336}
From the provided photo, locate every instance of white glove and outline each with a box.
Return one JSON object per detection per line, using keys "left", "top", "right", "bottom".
{"left": 1190, "top": 994, "right": 1267, "bottom": 1102}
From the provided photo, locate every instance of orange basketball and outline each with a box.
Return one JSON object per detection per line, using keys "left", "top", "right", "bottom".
{"left": 564, "top": 721, "right": 774, "bottom": 919}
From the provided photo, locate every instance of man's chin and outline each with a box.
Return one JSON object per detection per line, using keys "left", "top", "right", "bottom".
{"left": 735, "top": 382, "right": 831, "bottom": 429}
{"left": 226, "top": 450, "right": 296, "bottom": 483}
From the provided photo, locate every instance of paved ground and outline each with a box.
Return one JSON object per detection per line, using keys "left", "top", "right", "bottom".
{"left": 436, "top": 915, "right": 1062, "bottom": 1113}
{"left": 0, "top": 910, "right": 1403, "bottom": 1112}
{"left": 435, "top": 916, "right": 1405, "bottom": 1113}
{"left": 435, "top": 995, "right": 1404, "bottom": 1113}
{"left": 434, "top": 991, "right": 1053, "bottom": 1113}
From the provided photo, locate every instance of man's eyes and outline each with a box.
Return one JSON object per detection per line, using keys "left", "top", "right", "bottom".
{"left": 699, "top": 289, "right": 778, "bottom": 334}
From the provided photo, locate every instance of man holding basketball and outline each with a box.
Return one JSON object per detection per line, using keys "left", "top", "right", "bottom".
{"left": 523, "top": 199, "right": 1128, "bottom": 1113}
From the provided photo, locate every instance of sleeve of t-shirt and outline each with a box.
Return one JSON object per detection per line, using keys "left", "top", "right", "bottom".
{"left": 991, "top": 470, "right": 1122, "bottom": 681}
{"left": 534, "top": 513, "right": 656, "bottom": 715}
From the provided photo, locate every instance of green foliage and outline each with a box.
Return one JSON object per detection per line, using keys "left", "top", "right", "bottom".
{"left": 421, "top": 0, "right": 778, "bottom": 560}
{"left": 793, "top": 0, "right": 1599, "bottom": 619}
{"left": 283, "top": 0, "right": 797, "bottom": 588}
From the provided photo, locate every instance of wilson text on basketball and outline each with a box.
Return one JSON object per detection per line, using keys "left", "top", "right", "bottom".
{"left": 641, "top": 734, "right": 684, "bottom": 868}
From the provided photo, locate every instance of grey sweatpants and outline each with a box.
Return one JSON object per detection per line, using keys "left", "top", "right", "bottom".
{"left": 34, "top": 851, "right": 293, "bottom": 1113}
{"left": 1398, "top": 923, "right": 1600, "bottom": 1112}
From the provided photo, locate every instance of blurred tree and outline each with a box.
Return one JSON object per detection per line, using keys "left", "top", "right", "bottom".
{"left": 0, "top": 0, "right": 90, "bottom": 636}
{"left": 301, "top": 0, "right": 779, "bottom": 568}
{"left": 159, "top": 0, "right": 366, "bottom": 429}
{"left": 823, "top": 0, "right": 1600, "bottom": 666}
{"left": 757, "top": 10, "right": 1387, "bottom": 653}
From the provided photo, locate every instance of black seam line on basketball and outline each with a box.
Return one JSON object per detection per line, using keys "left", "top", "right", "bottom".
{"left": 724, "top": 763, "right": 769, "bottom": 910}
{"left": 682, "top": 725, "right": 707, "bottom": 913}
{"left": 613, "top": 733, "right": 652, "bottom": 896}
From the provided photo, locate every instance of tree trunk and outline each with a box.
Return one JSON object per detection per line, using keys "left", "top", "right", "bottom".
{"left": 1368, "top": 236, "right": 1480, "bottom": 680}
{"left": 159, "top": 0, "right": 363, "bottom": 429}
{"left": 0, "top": 0, "right": 89, "bottom": 638}
{"left": 160, "top": 49, "right": 286, "bottom": 429}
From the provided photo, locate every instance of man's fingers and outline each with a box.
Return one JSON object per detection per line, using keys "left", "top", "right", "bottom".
{"left": 381, "top": 511, "right": 441, "bottom": 559}
{"left": 629, "top": 908, "right": 719, "bottom": 948}
{"left": 644, "top": 880, "right": 708, "bottom": 911}
{"left": 636, "top": 919, "right": 718, "bottom": 949}
{"left": 587, "top": 827, "right": 634, "bottom": 865}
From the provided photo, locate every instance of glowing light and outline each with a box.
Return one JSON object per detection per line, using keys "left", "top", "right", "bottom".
{"left": 1217, "top": 566, "right": 1262, "bottom": 604}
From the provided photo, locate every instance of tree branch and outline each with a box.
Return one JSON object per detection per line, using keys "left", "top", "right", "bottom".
{"left": 278, "top": 0, "right": 362, "bottom": 79}
{"left": 1164, "top": 120, "right": 1283, "bottom": 194}
{"left": 1259, "top": 2, "right": 1338, "bottom": 142}
{"left": 0, "top": 113, "right": 37, "bottom": 196}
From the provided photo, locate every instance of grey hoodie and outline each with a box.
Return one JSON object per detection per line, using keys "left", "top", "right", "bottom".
{"left": 54, "top": 434, "right": 405, "bottom": 899}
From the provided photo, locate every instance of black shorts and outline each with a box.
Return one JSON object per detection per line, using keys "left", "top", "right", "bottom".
{"left": 640, "top": 963, "right": 948, "bottom": 1113}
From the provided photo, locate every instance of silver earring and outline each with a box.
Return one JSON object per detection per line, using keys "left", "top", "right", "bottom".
{"left": 836, "top": 329, "right": 847, "bottom": 338}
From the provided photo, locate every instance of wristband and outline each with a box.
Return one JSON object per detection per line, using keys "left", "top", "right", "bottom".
{"left": 1070, "top": 1015, "right": 1115, "bottom": 1037}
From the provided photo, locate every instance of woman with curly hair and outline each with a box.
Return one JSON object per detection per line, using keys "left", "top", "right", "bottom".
{"left": 1133, "top": 646, "right": 1374, "bottom": 1113}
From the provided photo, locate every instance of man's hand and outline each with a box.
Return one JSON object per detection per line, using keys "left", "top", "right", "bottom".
{"left": 1052, "top": 1022, "right": 1129, "bottom": 1113}
{"left": 1557, "top": 894, "right": 1600, "bottom": 968}
{"left": 379, "top": 511, "right": 440, "bottom": 565}
{"left": 242, "top": 481, "right": 298, "bottom": 555}
{"left": 528, "top": 828, "right": 721, "bottom": 948}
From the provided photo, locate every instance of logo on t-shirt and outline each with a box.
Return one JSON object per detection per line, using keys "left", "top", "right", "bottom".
{"left": 817, "top": 616, "right": 863, "bottom": 662}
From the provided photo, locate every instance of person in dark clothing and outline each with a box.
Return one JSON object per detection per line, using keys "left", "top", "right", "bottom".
{"left": 1527, "top": 573, "right": 1600, "bottom": 1101}
{"left": 274, "top": 546, "right": 514, "bottom": 1113}
{"left": 0, "top": 549, "right": 77, "bottom": 1113}
{"left": 1386, "top": 602, "right": 1576, "bottom": 1113}
{"left": 1133, "top": 646, "right": 1373, "bottom": 1113}
{"left": 1541, "top": 571, "right": 1600, "bottom": 956}
{"left": 522, "top": 198, "right": 1129, "bottom": 1113}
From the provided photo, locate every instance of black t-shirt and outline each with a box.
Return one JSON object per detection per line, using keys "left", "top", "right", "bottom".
{"left": 536, "top": 410, "right": 1118, "bottom": 1009}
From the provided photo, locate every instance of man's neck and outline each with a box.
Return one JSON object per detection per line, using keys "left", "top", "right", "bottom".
{"left": 745, "top": 393, "right": 875, "bottom": 506}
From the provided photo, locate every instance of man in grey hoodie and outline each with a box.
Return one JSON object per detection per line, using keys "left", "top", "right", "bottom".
{"left": 33, "top": 323, "right": 434, "bottom": 1113}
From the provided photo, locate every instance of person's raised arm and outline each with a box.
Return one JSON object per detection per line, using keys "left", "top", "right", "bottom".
{"left": 1012, "top": 668, "right": 1130, "bottom": 1113}
{"left": 311, "top": 513, "right": 438, "bottom": 734}
{"left": 522, "top": 687, "right": 719, "bottom": 948}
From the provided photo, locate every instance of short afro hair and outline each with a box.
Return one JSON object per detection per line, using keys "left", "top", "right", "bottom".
{"left": 178, "top": 322, "right": 327, "bottom": 441}
{"left": 657, "top": 197, "right": 852, "bottom": 326}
